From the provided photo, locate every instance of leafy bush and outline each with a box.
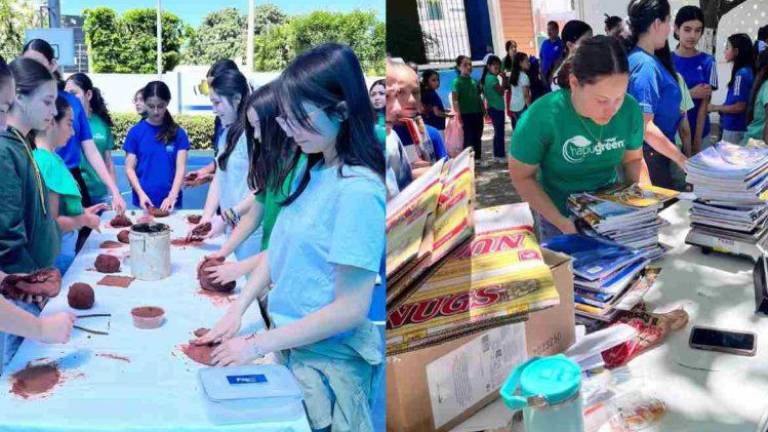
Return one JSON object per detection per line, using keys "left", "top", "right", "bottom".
{"left": 111, "top": 112, "right": 216, "bottom": 150}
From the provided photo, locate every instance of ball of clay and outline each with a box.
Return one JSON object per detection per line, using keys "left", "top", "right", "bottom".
{"left": 191, "top": 222, "right": 211, "bottom": 238}
{"left": 1, "top": 268, "right": 62, "bottom": 298}
{"left": 117, "top": 230, "right": 130, "bottom": 244}
{"left": 110, "top": 214, "right": 133, "bottom": 228}
{"left": 185, "top": 172, "right": 198, "bottom": 181}
{"left": 197, "top": 257, "right": 235, "bottom": 293}
{"left": 193, "top": 328, "right": 210, "bottom": 338}
{"left": 187, "top": 214, "right": 202, "bottom": 224}
{"left": 94, "top": 254, "right": 120, "bottom": 273}
{"left": 67, "top": 283, "right": 94, "bottom": 310}
{"left": 149, "top": 207, "right": 170, "bottom": 218}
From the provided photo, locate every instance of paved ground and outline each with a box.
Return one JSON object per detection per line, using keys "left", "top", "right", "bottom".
{"left": 473, "top": 119, "right": 522, "bottom": 209}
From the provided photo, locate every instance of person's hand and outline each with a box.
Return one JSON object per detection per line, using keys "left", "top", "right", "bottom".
{"left": 208, "top": 215, "right": 227, "bottom": 239}
{"left": 412, "top": 160, "right": 432, "bottom": 169}
{"left": 38, "top": 312, "right": 75, "bottom": 344}
{"left": 184, "top": 170, "right": 214, "bottom": 187}
{"left": 210, "top": 334, "right": 265, "bottom": 367}
{"left": 79, "top": 212, "right": 102, "bottom": 233}
{"left": 186, "top": 216, "right": 212, "bottom": 239}
{"left": 193, "top": 306, "right": 242, "bottom": 346}
{"left": 110, "top": 193, "right": 126, "bottom": 214}
{"left": 690, "top": 84, "right": 712, "bottom": 99}
{"left": 205, "top": 260, "right": 247, "bottom": 285}
{"left": 675, "top": 153, "right": 689, "bottom": 172}
{"left": 138, "top": 193, "right": 153, "bottom": 211}
{"left": 160, "top": 195, "right": 177, "bottom": 213}
{"left": 556, "top": 217, "right": 578, "bottom": 235}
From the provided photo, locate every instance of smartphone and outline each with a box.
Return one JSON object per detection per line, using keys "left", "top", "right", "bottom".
{"left": 689, "top": 326, "right": 757, "bottom": 356}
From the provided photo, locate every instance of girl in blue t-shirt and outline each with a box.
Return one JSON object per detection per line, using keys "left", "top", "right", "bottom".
{"left": 709, "top": 33, "right": 755, "bottom": 144}
{"left": 626, "top": 0, "right": 688, "bottom": 189}
{"left": 204, "top": 43, "right": 385, "bottom": 432}
{"left": 124, "top": 81, "right": 189, "bottom": 212}
{"left": 672, "top": 5, "right": 718, "bottom": 154}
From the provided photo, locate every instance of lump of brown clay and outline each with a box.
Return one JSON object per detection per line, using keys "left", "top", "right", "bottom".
{"left": 182, "top": 343, "right": 217, "bottom": 366}
{"left": 193, "top": 328, "right": 210, "bottom": 338}
{"left": 197, "top": 257, "right": 235, "bottom": 293}
{"left": 10, "top": 364, "right": 61, "bottom": 398}
{"left": 110, "top": 214, "right": 133, "bottom": 228}
{"left": 1, "top": 268, "right": 62, "bottom": 298}
{"left": 99, "top": 240, "right": 123, "bottom": 249}
{"left": 94, "top": 254, "right": 120, "bottom": 273}
{"left": 187, "top": 214, "right": 202, "bottom": 224}
{"left": 117, "top": 230, "right": 130, "bottom": 244}
{"left": 191, "top": 222, "right": 211, "bottom": 238}
{"left": 185, "top": 172, "right": 198, "bottom": 182}
{"left": 132, "top": 306, "right": 164, "bottom": 318}
{"left": 67, "top": 283, "right": 94, "bottom": 310}
{"left": 149, "top": 207, "right": 170, "bottom": 218}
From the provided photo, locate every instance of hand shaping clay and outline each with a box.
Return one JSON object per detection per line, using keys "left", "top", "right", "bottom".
{"left": 110, "top": 214, "right": 133, "bottom": 228}
{"left": 197, "top": 257, "right": 235, "bottom": 293}
{"left": 1, "top": 268, "right": 62, "bottom": 298}
{"left": 191, "top": 222, "right": 211, "bottom": 238}
{"left": 149, "top": 207, "right": 170, "bottom": 218}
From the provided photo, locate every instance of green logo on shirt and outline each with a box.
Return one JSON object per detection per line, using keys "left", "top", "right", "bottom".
{"left": 562, "top": 136, "right": 625, "bottom": 164}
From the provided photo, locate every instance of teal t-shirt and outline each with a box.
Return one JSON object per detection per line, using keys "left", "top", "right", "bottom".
{"left": 33, "top": 147, "right": 83, "bottom": 216}
{"left": 79, "top": 115, "right": 115, "bottom": 200}
{"left": 746, "top": 80, "right": 768, "bottom": 142}
{"left": 483, "top": 74, "right": 505, "bottom": 111}
{"left": 509, "top": 89, "right": 645, "bottom": 215}
{"left": 452, "top": 75, "right": 483, "bottom": 114}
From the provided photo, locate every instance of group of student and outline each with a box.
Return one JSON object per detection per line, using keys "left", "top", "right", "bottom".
{"left": 500, "top": 0, "right": 768, "bottom": 242}
{"left": 0, "top": 39, "right": 385, "bottom": 431}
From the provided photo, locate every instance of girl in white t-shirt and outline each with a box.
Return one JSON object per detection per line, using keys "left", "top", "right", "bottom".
{"left": 507, "top": 52, "right": 531, "bottom": 128}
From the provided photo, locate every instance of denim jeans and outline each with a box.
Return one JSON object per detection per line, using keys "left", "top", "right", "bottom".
{"left": 488, "top": 107, "right": 506, "bottom": 158}
{"left": 460, "top": 112, "right": 484, "bottom": 158}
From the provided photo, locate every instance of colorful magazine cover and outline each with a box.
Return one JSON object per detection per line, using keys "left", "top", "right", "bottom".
{"left": 543, "top": 235, "right": 643, "bottom": 281}
{"left": 593, "top": 184, "right": 678, "bottom": 209}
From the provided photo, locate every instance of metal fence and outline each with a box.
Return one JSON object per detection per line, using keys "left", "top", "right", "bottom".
{"left": 416, "top": 0, "right": 471, "bottom": 63}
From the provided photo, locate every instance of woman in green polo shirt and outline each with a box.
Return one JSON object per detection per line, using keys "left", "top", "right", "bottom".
{"left": 509, "top": 35, "right": 645, "bottom": 241}
{"left": 452, "top": 55, "right": 485, "bottom": 163}
{"left": 33, "top": 96, "right": 105, "bottom": 274}
{"left": 481, "top": 55, "right": 508, "bottom": 164}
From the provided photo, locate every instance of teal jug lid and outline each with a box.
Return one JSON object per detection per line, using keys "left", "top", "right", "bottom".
{"left": 500, "top": 354, "right": 581, "bottom": 410}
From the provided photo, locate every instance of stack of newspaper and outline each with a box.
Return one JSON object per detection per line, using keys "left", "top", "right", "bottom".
{"left": 685, "top": 142, "right": 768, "bottom": 259}
{"left": 568, "top": 184, "right": 677, "bottom": 261}
{"left": 544, "top": 235, "right": 657, "bottom": 323}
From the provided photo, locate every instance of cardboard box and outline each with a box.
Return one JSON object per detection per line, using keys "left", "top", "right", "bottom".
{"left": 386, "top": 249, "right": 575, "bottom": 432}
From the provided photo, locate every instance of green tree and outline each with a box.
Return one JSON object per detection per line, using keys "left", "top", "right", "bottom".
{"left": 83, "top": 7, "right": 186, "bottom": 73}
{"left": 0, "top": 0, "right": 46, "bottom": 61}
{"left": 253, "top": 10, "right": 384, "bottom": 74}
{"left": 184, "top": 8, "right": 245, "bottom": 64}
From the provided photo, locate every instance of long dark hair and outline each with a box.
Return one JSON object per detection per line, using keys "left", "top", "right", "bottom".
{"left": 748, "top": 49, "right": 768, "bottom": 123}
{"left": 9, "top": 57, "right": 54, "bottom": 98}
{"left": 510, "top": 52, "right": 529, "bottom": 86}
{"left": 479, "top": 55, "right": 501, "bottom": 92}
{"left": 455, "top": 55, "right": 470, "bottom": 74}
{"left": 559, "top": 35, "right": 628, "bottom": 90}
{"left": 275, "top": 43, "right": 384, "bottom": 206}
{"left": 142, "top": 81, "right": 178, "bottom": 143}
{"left": 66, "top": 73, "right": 114, "bottom": 127}
{"left": 207, "top": 59, "right": 238, "bottom": 79}
{"left": 22, "top": 39, "right": 55, "bottom": 64}
{"left": 0, "top": 56, "right": 11, "bottom": 90}
{"left": 627, "top": 0, "right": 676, "bottom": 77}
{"left": 420, "top": 69, "right": 439, "bottom": 93}
{"left": 211, "top": 69, "right": 251, "bottom": 171}
{"left": 503, "top": 40, "right": 517, "bottom": 71}
{"left": 727, "top": 33, "right": 755, "bottom": 89}
{"left": 674, "top": 5, "right": 704, "bottom": 35}
{"left": 605, "top": 15, "right": 623, "bottom": 33}
{"left": 245, "top": 82, "right": 298, "bottom": 194}
{"left": 549, "top": 20, "right": 592, "bottom": 84}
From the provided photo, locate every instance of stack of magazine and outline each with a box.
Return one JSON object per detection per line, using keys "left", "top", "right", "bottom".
{"left": 544, "top": 235, "right": 658, "bottom": 323}
{"left": 568, "top": 184, "right": 678, "bottom": 261}
{"left": 685, "top": 142, "right": 768, "bottom": 260}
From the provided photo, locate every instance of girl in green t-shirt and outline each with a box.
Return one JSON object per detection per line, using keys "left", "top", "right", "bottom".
{"left": 64, "top": 73, "right": 117, "bottom": 206}
{"left": 509, "top": 35, "right": 645, "bottom": 241}
{"left": 451, "top": 55, "right": 485, "bottom": 163}
{"left": 32, "top": 96, "right": 105, "bottom": 274}
{"left": 480, "top": 55, "right": 508, "bottom": 163}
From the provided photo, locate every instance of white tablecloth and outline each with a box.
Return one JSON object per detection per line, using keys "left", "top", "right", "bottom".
{"left": 453, "top": 200, "right": 768, "bottom": 432}
{"left": 0, "top": 210, "right": 311, "bottom": 432}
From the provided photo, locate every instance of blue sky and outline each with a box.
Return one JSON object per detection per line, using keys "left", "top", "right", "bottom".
{"left": 61, "top": 0, "right": 384, "bottom": 27}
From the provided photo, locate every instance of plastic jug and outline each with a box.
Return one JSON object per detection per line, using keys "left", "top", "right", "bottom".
{"left": 500, "top": 354, "right": 584, "bottom": 432}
